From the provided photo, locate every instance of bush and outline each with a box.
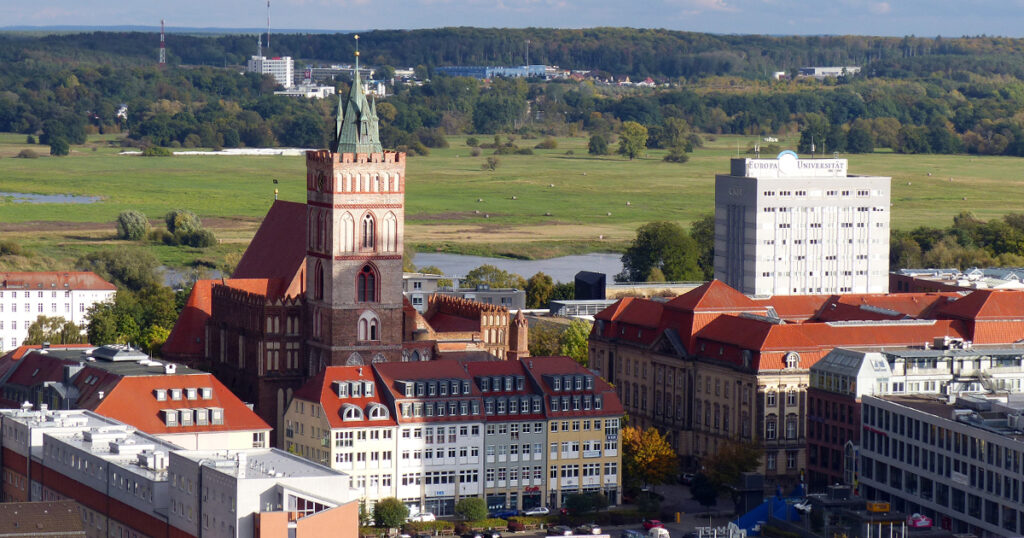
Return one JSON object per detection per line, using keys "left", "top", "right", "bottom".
{"left": 402, "top": 521, "right": 454, "bottom": 534}
{"left": 493, "top": 145, "right": 518, "bottom": 155}
{"left": 141, "top": 146, "right": 173, "bottom": 157}
{"left": 455, "top": 497, "right": 488, "bottom": 521}
{"left": 663, "top": 146, "right": 690, "bottom": 163}
{"left": 372, "top": 497, "right": 408, "bottom": 528}
{"left": 26, "top": 135, "right": 36, "bottom": 144}
{"left": 15, "top": 149, "right": 38, "bottom": 159}
{"left": 482, "top": 156, "right": 500, "bottom": 171}
{"left": 415, "top": 127, "right": 449, "bottom": 148}
{"left": 535, "top": 137, "right": 558, "bottom": 149}
{"left": 514, "top": 147, "right": 534, "bottom": 155}
{"left": 165, "top": 209, "right": 203, "bottom": 235}
{"left": 0, "top": 240, "right": 24, "bottom": 256}
{"left": 116, "top": 210, "right": 150, "bottom": 240}
{"left": 466, "top": 136, "right": 480, "bottom": 147}
{"left": 176, "top": 229, "right": 217, "bottom": 248}
{"left": 466, "top": 518, "right": 508, "bottom": 529}
{"left": 507, "top": 520, "right": 526, "bottom": 532}
{"left": 588, "top": 134, "right": 609, "bottom": 155}
{"left": 49, "top": 138, "right": 70, "bottom": 156}
{"left": 470, "top": 147, "right": 482, "bottom": 156}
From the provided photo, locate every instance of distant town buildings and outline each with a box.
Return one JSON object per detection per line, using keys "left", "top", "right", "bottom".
{"left": 892, "top": 267, "right": 1024, "bottom": 292}
{"left": 274, "top": 83, "right": 336, "bottom": 99}
{"left": 714, "top": 152, "right": 891, "bottom": 296}
{"left": 0, "top": 407, "right": 357, "bottom": 537}
{"left": 798, "top": 66, "right": 861, "bottom": 79}
{"left": 282, "top": 356, "right": 623, "bottom": 515}
{"left": 248, "top": 55, "right": 295, "bottom": 88}
{"left": 0, "top": 272, "right": 115, "bottom": 353}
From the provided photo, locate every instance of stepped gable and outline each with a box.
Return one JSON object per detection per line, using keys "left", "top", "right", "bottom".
{"left": 292, "top": 366, "right": 395, "bottom": 429}
{"left": 232, "top": 199, "right": 307, "bottom": 292}
{"left": 666, "top": 279, "right": 766, "bottom": 313}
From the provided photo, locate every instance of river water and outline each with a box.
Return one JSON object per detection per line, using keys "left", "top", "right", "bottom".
{"left": 412, "top": 252, "right": 623, "bottom": 283}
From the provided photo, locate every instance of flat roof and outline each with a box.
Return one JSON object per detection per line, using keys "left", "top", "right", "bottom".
{"left": 179, "top": 449, "right": 343, "bottom": 479}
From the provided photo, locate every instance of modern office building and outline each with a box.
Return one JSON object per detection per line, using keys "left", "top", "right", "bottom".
{"left": 248, "top": 55, "right": 295, "bottom": 88}
{"left": 0, "top": 272, "right": 115, "bottom": 353}
{"left": 714, "top": 152, "right": 891, "bottom": 296}
{"left": 859, "top": 393, "right": 1024, "bottom": 536}
{"left": 0, "top": 407, "right": 357, "bottom": 538}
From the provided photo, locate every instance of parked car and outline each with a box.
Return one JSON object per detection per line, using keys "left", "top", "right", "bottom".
{"left": 546, "top": 525, "right": 574, "bottom": 536}
{"left": 621, "top": 531, "right": 647, "bottom": 538}
{"left": 463, "top": 532, "right": 501, "bottom": 538}
{"left": 642, "top": 520, "right": 665, "bottom": 531}
{"left": 490, "top": 508, "right": 518, "bottom": 519}
{"left": 680, "top": 472, "right": 696, "bottom": 485}
{"left": 407, "top": 512, "right": 436, "bottom": 522}
{"left": 523, "top": 506, "right": 550, "bottom": 516}
{"left": 575, "top": 523, "right": 602, "bottom": 535}
{"left": 648, "top": 528, "right": 671, "bottom": 538}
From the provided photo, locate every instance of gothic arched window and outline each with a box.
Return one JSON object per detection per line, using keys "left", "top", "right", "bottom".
{"left": 314, "top": 261, "right": 324, "bottom": 301}
{"left": 361, "top": 214, "right": 375, "bottom": 250}
{"left": 357, "top": 264, "right": 377, "bottom": 302}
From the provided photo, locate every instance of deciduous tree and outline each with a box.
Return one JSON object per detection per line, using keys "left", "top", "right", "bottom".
{"left": 526, "top": 272, "right": 555, "bottom": 308}
{"left": 618, "top": 221, "right": 702, "bottom": 282}
{"left": 462, "top": 264, "right": 527, "bottom": 290}
{"left": 701, "top": 441, "right": 761, "bottom": 489}
{"left": 373, "top": 497, "right": 409, "bottom": 528}
{"left": 24, "top": 316, "right": 87, "bottom": 345}
{"left": 454, "top": 497, "right": 487, "bottom": 521}
{"left": 558, "top": 318, "right": 592, "bottom": 367}
{"left": 617, "top": 121, "right": 648, "bottom": 159}
{"left": 622, "top": 426, "right": 677, "bottom": 488}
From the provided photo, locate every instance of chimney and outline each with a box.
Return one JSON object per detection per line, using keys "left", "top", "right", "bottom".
{"left": 164, "top": 363, "right": 177, "bottom": 375}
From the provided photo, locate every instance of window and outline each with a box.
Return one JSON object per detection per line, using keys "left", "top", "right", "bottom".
{"left": 357, "top": 265, "right": 377, "bottom": 302}
{"left": 766, "top": 452, "right": 777, "bottom": 471}
{"left": 786, "top": 391, "right": 797, "bottom": 406}
{"left": 361, "top": 214, "right": 375, "bottom": 249}
{"left": 766, "top": 391, "right": 777, "bottom": 407}
{"left": 766, "top": 417, "right": 777, "bottom": 440}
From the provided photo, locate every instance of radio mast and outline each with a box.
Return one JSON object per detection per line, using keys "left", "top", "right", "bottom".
{"left": 159, "top": 19, "right": 166, "bottom": 65}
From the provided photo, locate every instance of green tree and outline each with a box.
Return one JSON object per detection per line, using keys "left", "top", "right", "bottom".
{"left": 416, "top": 265, "right": 453, "bottom": 288}
{"left": 75, "top": 248, "right": 159, "bottom": 291}
{"left": 689, "top": 214, "right": 715, "bottom": 280}
{"left": 689, "top": 473, "right": 718, "bottom": 509}
{"left": 49, "top": 137, "right": 70, "bottom": 156}
{"left": 116, "top": 210, "right": 150, "bottom": 240}
{"left": 622, "top": 426, "right": 677, "bottom": 488}
{"left": 461, "top": 264, "right": 527, "bottom": 290}
{"left": 618, "top": 221, "right": 703, "bottom": 282}
{"left": 165, "top": 209, "right": 203, "bottom": 235}
{"left": 373, "top": 497, "right": 409, "bottom": 528}
{"left": 550, "top": 281, "right": 574, "bottom": 301}
{"left": 564, "top": 493, "right": 595, "bottom": 515}
{"left": 701, "top": 441, "right": 761, "bottom": 489}
{"left": 528, "top": 323, "right": 562, "bottom": 357}
{"left": 588, "top": 133, "right": 609, "bottom": 155}
{"left": 454, "top": 497, "right": 487, "bottom": 521}
{"left": 525, "top": 272, "right": 555, "bottom": 308}
{"left": 558, "top": 318, "right": 592, "bottom": 367}
{"left": 663, "top": 146, "right": 689, "bottom": 163}
{"left": 617, "top": 121, "right": 648, "bottom": 159}
{"left": 141, "top": 325, "right": 171, "bottom": 356}
{"left": 847, "top": 121, "right": 875, "bottom": 153}
{"left": 86, "top": 302, "right": 120, "bottom": 346}
{"left": 23, "top": 316, "right": 87, "bottom": 345}
{"left": 797, "top": 113, "right": 829, "bottom": 154}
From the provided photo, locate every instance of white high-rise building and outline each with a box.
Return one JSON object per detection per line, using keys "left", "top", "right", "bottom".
{"left": 714, "top": 151, "right": 891, "bottom": 296}
{"left": 248, "top": 55, "right": 294, "bottom": 88}
{"left": 0, "top": 272, "right": 116, "bottom": 352}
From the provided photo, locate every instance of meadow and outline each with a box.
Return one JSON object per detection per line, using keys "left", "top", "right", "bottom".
{"left": 2, "top": 132, "right": 1023, "bottom": 272}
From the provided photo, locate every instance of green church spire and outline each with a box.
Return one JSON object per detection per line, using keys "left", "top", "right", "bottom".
{"left": 334, "top": 34, "right": 382, "bottom": 154}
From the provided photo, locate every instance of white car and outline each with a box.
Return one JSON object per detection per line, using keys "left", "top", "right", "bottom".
{"left": 408, "top": 512, "right": 436, "bottom": 522}
{"left": 523, "top": 506, "right": 550, "bottom": 516}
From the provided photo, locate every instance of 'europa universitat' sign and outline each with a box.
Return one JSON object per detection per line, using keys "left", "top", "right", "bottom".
{"left": 740, "top": 150, "right": 848, "bottom": 179}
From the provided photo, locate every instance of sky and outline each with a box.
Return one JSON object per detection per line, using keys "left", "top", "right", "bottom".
{"left": 4, "top": 0, "right": 1024, "bottom": 37}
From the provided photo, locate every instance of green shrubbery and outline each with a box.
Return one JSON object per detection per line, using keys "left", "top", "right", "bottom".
{"left": 116, "top": 210, "right": 151, "bottom": 240}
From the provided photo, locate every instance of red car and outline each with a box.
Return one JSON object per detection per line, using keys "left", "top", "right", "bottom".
{"left": 642, "top": 520, "right": 665, "bottom": 530}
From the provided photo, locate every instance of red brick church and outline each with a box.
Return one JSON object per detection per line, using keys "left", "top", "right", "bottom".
{"left": 164, "top": 63, "right": 528, "bottom": 442}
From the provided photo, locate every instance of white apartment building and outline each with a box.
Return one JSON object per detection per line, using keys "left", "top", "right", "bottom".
{"left": 247, "top": 56, "right": 294, "bottom": 88}
{"left": 714, "top": 152, "right": 891, "bottom": 296}
{"left": 0, "top": 272, "right": 116, "bottom": 352}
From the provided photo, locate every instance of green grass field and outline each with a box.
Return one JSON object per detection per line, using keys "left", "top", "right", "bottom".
{"left": 2, "top": 132, "right": 1023, "bottom": 271}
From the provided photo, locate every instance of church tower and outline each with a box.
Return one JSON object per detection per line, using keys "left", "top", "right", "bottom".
{"left": 305, "top": 35, "right": 406, "bottom": 370}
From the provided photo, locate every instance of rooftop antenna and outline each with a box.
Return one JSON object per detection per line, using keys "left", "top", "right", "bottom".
{"left": 266, "top": 0, "right": 271, "bottom": 53}
{"left": 525, "top": 39, "right": 531, "bottom": 66}
{"left": 159, "top": 20, "right": 166, "bottom": 66}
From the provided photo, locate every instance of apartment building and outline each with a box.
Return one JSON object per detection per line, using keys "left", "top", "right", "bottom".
{"left": 0, "top": 272, "right": 115, "bottom": 352}
{"left": 860, "top": 394, "right": 1024, "bottom": 536}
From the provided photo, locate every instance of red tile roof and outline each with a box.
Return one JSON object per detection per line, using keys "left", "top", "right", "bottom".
{"left": 937, "top": 289, "right": 1024, "bottom": 321}
{"left": 0, "top": 271, "right": 115, "bottom": 291}
{"left": 522, "top": 356, "right": 624, "bottom": 416}
{"left": 233, "top": 200, "right": 308, "bottom": 285}
{"left": 91, "top": 374, "right": 270, "bottom": 435}
{"left": 291, "top": 366, "right": 397, "bottom": 429}
{"left": 426, "top": 312, "right": 480, "bottom": 333}
{"left": 666, "top": 280, "right": 765, "bottom": 313}
{"left": 163, "top": 280, "right": 214, "bottom": 358}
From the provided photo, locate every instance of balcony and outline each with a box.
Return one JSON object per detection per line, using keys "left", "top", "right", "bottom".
{"left": 583, "top": 450, "right": 602, "bottom": 459}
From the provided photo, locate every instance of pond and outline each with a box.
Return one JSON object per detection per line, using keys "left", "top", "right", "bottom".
{"left": 412, "top": 252, "right": 623, "bottom": 283}
{"left": 0, "top": 191, "right": 102, "bottom": 204}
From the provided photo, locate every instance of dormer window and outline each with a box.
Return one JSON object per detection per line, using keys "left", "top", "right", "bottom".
{"left": 367, "top": 403, "right": 388, "bottom": 420}
{"left": 436, "top": 403, "right": 446, "bottom": 417}
{"left": 485, "top": 399, "right": 495, "bottom": 415}
{"left": 200, "top": 387, "right": 213, "bottom": 400}
{"left": 552, "top": 378, "right": 561, "bottom": 391}
{"left": 170, "top": 389, "right": 182, "bottom": 401}
{"left": 595, "top": 395, "right": 603, "bottom": 410}
{"left": 509, "top": 399, "right": 519, "bottom": 414}
{"left": 497, "top": 400, "right": 506, "bottom": 414}
{"left": 342, "top": 403, "right": 363, "bottom": 421}
{"left": 363, "top": 381, "right": 374, "bottom": 397}
{"left": 428, "top": 382, "right": 437, "bottom": 397}
{"left": 574, "top": 377, "right": 583, "bottom": 391}
{"left": 337, "top": 382, "right": 349, "bottom": 398}
{"left": 154, "top": 389, "right": 167, "bottom": 402}
{"left": 186, "top": 388, "right": 197, "bottom": 400}
{"left": 452, "top": 381, "right": 460, "bottom": 395}
{"left": 448, "top": 402, "right": 457, "bottom": 415}
{"left": 471, "top": 401, "right": 481, "bottom": 415}
{"left": 415, "top": 383, "right": 425, "bottom": 397}
{"left": 439, "top": 382, "right": 448, "bottom": 396}
{"left": 425, "top": 403, "right": 434, "bottom": 417}
{"left": 516, "top": 377, "right": 525, "bottom": 391}
{"left": 585, "top": 377, "right": 594, "bottom": 390}
{"left": 504, "top": 377, "right": 513, "bottom": 391}
{"left": 481, "top": 378, "right": 490, "bottom": 392}
{"left": 462, "top": 381, "right": 470, "bottom": 395}
{"left": 351, "top": 382, "right": 362, "bottom": 398}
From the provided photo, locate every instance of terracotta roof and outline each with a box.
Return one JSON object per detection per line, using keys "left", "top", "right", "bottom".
{"left": 374, "top": 359, "right": 475, "bottom": 387}
{"left": 217, "top": 278, "right": 292, "bottom": 300}
{"left": 233, "top": 200, "right": 308, "bottom": 285}
{"left": 163, "top": 280, "right": 214, "bottom": 358}
{"left": 0, "top": 500, "right": 85, "bottom": 536}
{"left": 0, "top": 271, "right": 115, "bottom": 292}
{"left": 426, "top": 312, "right": 480, "bottom": 333}
{"left": 937, "top": 289, "right": 1024, "bottom": 321}
{"left": 969, "top": 320, "right": 1024, "bottom": 344}
{"left": 666, "top": 280, "right": 765, "bottom": 313}
{"left": 91, "top": 374, "right": 270, "bottom": 435}
{"left": 522, "top": 356, "right": 624, "bottom": 416}
{"left": 292, "top": 366, "right": 396, "bottom": 429}
{"left": 751, "top": 295, "right": 830, "bottom": 321}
